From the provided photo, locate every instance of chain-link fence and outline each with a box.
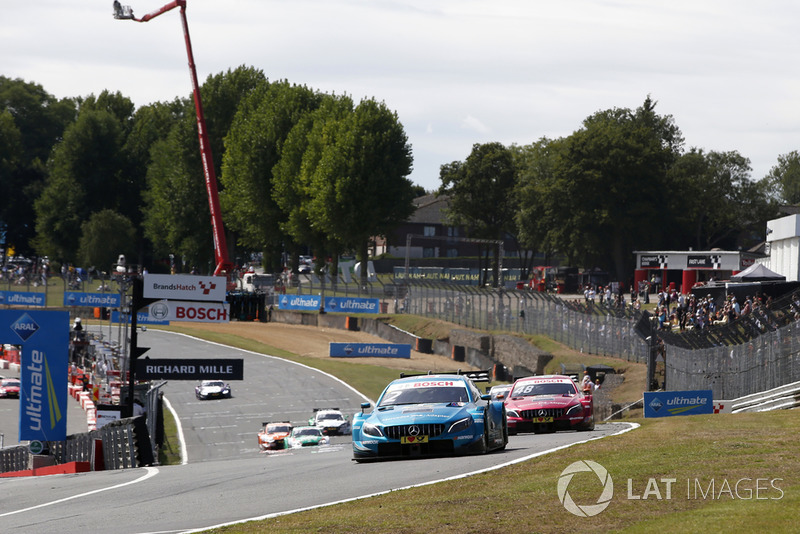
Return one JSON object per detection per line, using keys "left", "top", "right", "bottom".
{"left": 392, "top": 280, "right": 800, "bottom": 399}
{"left": 664, "top": 320, "right": 800, "bottom": 399}
{"left": 6, "top": 268, "right": 800, "bottom": 400}
{"left": 395, "top": 280, "right": 649, "bottom": 365}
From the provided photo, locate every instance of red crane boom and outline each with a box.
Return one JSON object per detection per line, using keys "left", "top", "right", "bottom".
{"left": 114, "top": 1, "right": 233, "bottom": 277}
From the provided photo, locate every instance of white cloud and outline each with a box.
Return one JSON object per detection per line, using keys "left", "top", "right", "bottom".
{"left": 2, "top": 0, "right": 799, "bottom": 191}
{"left": 460, "top": 115, "right": 490, "bottom": 134}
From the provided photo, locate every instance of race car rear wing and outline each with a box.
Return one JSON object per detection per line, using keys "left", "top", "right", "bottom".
{"left": 312, "top": 407, "right": 340, "bottom": 412}
{"left": 399, "top": 369, "right": 493, "bottom": 383}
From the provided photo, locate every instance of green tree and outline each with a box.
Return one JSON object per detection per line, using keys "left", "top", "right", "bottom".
{"left": 549, "top": 97, "right": 683, "bottom": 279}
{"left": 77, "top": 209, "right": 136, "bottom": 269}
{"left": 512, "top": 138, "right": 563, "bottom": 278}
{"left": 142, "top": 68, "right": 264, "bottom": 272}
{"left": 272, "top": 94, "right": 354, "bottom": 272}
{"left": 309, "top": 98, "right": 415, "bottom": 285}
{"left": 143, "top": 122, "right": 212, "bottom": 272}
{"left": 33, "top": 91, "right": 134, "bottom": 263}
{"left": 438, "top": 142, "right": 518, "bottom": 286}
{"left": 0, "top": 77, "right": 75, "bottom": 256}
{"left": 669, "top": 149, "right": 776, "bottom": 250}
{"left": 765, "top": 150, "right": 800, "bottom": 205}
{"left": 221, "top": 80, "right": 322, "bottom": 271}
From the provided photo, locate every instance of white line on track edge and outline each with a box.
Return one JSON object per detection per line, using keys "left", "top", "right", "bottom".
{"left": 180, "top": 421, "right": 640, "bottom": 533}
{"left": 0, "top": 467, "right": 159, "bottom": 518}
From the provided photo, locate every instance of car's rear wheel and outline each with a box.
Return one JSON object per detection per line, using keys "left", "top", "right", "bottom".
{"left": 500, "top": 411, "right": 508, "bottom": 450}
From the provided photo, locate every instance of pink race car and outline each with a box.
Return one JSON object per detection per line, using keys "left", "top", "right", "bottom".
{"left": 504, "top": 375, "right": 594, "bottom": 434}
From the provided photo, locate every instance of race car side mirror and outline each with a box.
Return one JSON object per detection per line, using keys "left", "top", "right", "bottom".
{"left": 360, "top": 402, "right": 371, "bottom": 413}
{"left": 480, "top": 394, "right": 491, "bottom": 401}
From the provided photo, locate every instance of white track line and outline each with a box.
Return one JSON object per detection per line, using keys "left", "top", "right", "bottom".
{"left": 182, "top": 422, "right": 640, "bottom": 533}
{"left": 0, "top": 467, "right": 159, "bottom": 518}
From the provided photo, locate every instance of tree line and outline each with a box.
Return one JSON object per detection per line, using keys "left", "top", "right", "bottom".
{"left": 440, "top": 97, "right": 797, "bottom": 282}
{"left": 2, "top": 70, "right": 799, "bottom": 283}
{"left": 0, "top": 68, "right": 417, "bottom": 283}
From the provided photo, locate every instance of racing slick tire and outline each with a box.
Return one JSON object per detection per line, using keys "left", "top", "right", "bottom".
{"left": 579, "top": 415, "right": 595, "bottom": 431}
{"left": 500, "top": 412, "right": 508, "bottom": 450}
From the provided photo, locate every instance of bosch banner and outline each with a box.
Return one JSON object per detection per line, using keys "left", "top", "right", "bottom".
{"left": 0, "top": 291, "right": 46, "bottom": 307}
{"left": 63, "top": 291, "right": 121, "bottom": 308}
{"left": 330, "top": 343, "right": 411, "bottom": 358}
{"left": 147, "top": 300, "right": 230, "bottom": 323}
{"left": 644, "top": 390, "right": 714, "bottom": 418}
{"left": 0, "top": 310, "right": 69, "bottom": 441}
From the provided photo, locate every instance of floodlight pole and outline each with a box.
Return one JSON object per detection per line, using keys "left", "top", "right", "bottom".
{"left": 114, "top": 1, "right": 232, "bottom": 277}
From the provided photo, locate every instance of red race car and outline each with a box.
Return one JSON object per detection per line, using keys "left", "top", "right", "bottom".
{"left": 0, "top": 377, "right": 21, "bottom": 398}
{"left": 258, "top": 421, "right": 293, "bottom": 451}
{"left": 505, "top": 375, "right": 594, "bottom": 434}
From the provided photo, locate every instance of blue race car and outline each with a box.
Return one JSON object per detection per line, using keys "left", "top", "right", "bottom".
{"left": 352, "top": 371, "right": 508, "bottom": 462}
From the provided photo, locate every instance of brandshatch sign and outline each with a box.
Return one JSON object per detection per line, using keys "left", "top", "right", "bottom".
{"left": 135, "top": 358, "right": 244, "bottom": 380}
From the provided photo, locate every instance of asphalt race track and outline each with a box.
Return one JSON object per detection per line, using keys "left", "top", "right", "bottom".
{"left": 0, "top": 329, "right": 634, "bottom": 533}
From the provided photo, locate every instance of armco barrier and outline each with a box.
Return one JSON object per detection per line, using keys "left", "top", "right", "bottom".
{"left": 732, "top": 381, "right": 800, "bottom": 413}
{"left": 0, "top": 415, "right": 154, "bottom": 475}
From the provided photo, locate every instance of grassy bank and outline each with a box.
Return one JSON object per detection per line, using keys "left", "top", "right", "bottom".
{"left": 208, "top": 412, "right": 799, "bottom": 533}
{"left": 153, "top": 318, "right": 798, "bottom": 532}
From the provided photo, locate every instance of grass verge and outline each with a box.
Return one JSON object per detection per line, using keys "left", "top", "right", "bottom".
{"left": 204, "top": 412, "right": 799, "bottom": 533}
{"left": 155, "top": 318, "right": 797, "bottom": 532}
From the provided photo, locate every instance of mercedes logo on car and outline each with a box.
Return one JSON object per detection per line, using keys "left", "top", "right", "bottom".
{"left": 408, "top": 425, "right": 420, "bottom": 436}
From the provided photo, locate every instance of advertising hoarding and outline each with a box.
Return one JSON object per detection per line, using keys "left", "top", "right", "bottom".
{"left": 143, "top": 273, "right": 226, "bottom": 302}
{"left": 63, "top": 291, "right": 121, "bottom": 307}
{"left": 0, "top": 291, "right": 46, "bottom": 307}
{"left": 0, "top": 310, "right": 69, "bottom": 441}
{"left": 329, "top": 342, "right": 411, "bottom": 358}
{"left": 644, "top": 390, "right": 714, "bottom": 418}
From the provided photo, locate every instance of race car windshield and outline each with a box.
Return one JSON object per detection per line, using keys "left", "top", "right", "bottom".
{"left": 268, "top": 424, "right": 291, "bottom": 433}
{"left": 204, "top": 381, "right": 225, "bottom": 388}
{"left": 511, "top": 382, "right": 575, "bottom": 397}
{"left": 379, "top": 386, "right": 470, "bottom": 406}
{"left": 296, "top": 428, "right": 321, "bottom": 437}
{"left": 320, "top": 413, "right": 343, "bottom": 421}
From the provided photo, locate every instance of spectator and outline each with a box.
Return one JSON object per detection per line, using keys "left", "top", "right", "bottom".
{"left": 581, "top": 371, "right": 592, "bottom": 393}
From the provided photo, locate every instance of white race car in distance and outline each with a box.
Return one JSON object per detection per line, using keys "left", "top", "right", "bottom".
{"left": 308, "top": 408, "right": 351, "bottom": 435}
{"left": 195, "top": 380, "right": 232, "bottom": 400}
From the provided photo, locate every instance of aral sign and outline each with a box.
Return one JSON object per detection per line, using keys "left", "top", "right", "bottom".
{"left": 0, "top": 310, "right": 69, "bottom": 441}
{"left": 644, "top": 390, "right": 714, "bottom": 418}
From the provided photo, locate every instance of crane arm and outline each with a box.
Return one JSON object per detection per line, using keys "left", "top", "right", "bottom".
{"left": 114, "top": 1, "right": 233, "bottom": 277}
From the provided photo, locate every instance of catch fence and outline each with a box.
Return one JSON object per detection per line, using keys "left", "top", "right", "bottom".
{"left": 391, "top": 280, "right": 800, "bottom": 400}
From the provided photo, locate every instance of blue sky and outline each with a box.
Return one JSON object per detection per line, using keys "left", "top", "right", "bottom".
{"left": 3, "top": 1, "right": 799, "bottom": 191}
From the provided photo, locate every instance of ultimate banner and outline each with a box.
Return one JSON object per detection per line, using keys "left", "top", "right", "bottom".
{"left": 0, "top": 310, "right": 69, "bottom": 441}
